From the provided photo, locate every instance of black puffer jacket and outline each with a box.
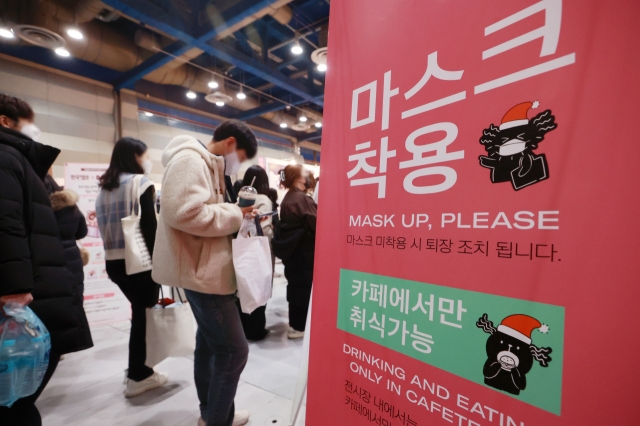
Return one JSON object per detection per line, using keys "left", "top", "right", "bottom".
{"left": 0, "top": 127, "right": 93, "bottom": 354}
{"left": 45, "top": 176, "right": 88, "bottom": 300}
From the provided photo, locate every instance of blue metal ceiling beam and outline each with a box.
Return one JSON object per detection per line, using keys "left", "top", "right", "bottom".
{"left": 299, "top": 133, "right": 322, "bottom": 143}
{"left": 102, "top": 0, "right": 323, "bottom": 106}
{"left": 233, "top": 93, "right": 324, "bottom": 121}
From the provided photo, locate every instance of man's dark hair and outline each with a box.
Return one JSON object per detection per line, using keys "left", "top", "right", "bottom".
{"left": 213, "top": 119, "right": 258, "bottom": 159}
{"left": 0, "top": 93, "right": 34, "bottom": 122}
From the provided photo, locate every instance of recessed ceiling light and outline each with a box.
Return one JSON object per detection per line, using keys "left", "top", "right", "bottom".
{"left": 144, "top": 112, "right": 153, "bottom": 117}
{"left": 291, "top": 42, "right": 303, "bottom": 55}
{"left": 237, "top": 92, "right": 246, "bottom": 100}
{"left": 215, "top": 101, "right": 225, "bottom": 107}
{"left": 280, "top": 123, "right": 288, "bottom": 128}
{"left": 208, "top": 81, "right": 218, "bottom": 89}
{"left": 186, "top": 91, "right": 197, "bottom": 99}
{"left": 315, "top": 122, "right": 322, "bottom": 128}
{"left": 317, "top": 63, "right": 327, "bottom": 72}
{"left": 299, "top": 116, "right": 307, "bottom": 122}
{"left": 67, "top": 28, "right": 83, "bottom": 40}
{"left": 0, "top": 28, "right": 14, "bottom": 39}
{"left": 55, "top": 48, "right": 71, "bottom": 57}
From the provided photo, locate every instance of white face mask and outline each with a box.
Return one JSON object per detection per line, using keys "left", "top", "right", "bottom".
{"left": 21, "top": 123, "right": 41, "bottom": 142}
{"left": 498, "top": 140, "right": 527, "bottom": 156}
{"left": 142, "top": 159, "right": 153, "bottom": 175}
{"left": 224, "top": 151, "right": 241, "bottom": 176}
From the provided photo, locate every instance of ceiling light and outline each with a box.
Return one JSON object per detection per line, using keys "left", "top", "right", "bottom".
{"left": 299, "top": 116, "right": 307, "bottom": 122}
{"left": 67, "top": 28, "right": 83, "bottom": 40}
{"left": 317, "top": 63, "right": 327, "bottom": 72}
{"left": 280, "top": 123, "right": 288, "bottom": 128}
{"left": 0, "top": 28, "right": 14, "bottom": 39}
{"left": 291, "top": 42, "right": 303, "bottom": 55}
{"left": 55, "top": 48, "right": 71, "bottom": 57}
{"left": 144, "top": 112, "right": 153, "bottom": 117}
{"left": 208, "top": 81, "right": 218, "bottom": 89}
{"left": 186, "top": 91, "right": 197, "bottom": 99}
{"left": 315, "top": 122, "right": 322, "bottom": 128}
{"left": 237, "top": 91, "right": 246, "bottom": 100}
{"left": 215, "top": 101, "right": 225, "bottom": 107}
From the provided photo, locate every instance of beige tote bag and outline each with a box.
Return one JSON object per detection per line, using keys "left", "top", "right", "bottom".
{"left": 145, "top": 288, "right": 196, "bottom": 367}
{"left": 122, "top": 175, "right": 153, "bottom": 275}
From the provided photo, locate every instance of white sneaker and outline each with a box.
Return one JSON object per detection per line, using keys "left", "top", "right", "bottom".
{"left": 287, "top": 326, "right": 305, "bottom": 340}
{"left": 197, "top": 410, "right": 249, "bottom": 426}
{"left": 124, "top": 371, "right": 168, "bottom": 398}
{"left": 233, "top": 410, "right": 250, "bottom": 426}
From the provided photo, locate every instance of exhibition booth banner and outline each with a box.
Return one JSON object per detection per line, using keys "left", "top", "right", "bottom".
{"left": 64, "top": 163, "right": 131, "bottom": 325}
{"left": 308, "top": 1, "right": 640, "bottom": 425}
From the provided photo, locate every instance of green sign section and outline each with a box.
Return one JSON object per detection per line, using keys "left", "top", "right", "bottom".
{"left": 336, "top": 269, "right": 565, "bottom": 415}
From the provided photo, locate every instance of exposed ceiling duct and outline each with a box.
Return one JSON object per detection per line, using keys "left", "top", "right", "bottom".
{"left": 152, "top": 0, "right": 295, "bottom": 79}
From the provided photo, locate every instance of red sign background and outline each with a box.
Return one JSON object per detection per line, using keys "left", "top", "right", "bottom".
{"left": 308, "top": 1, "right": 640, "bottom": 425}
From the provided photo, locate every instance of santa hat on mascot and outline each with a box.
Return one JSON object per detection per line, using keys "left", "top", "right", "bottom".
{"left": 497, "top": 314, "right": 548, "bottom": 344}
{"left": 499, "top": 101, "right": 540, "bottom": 130}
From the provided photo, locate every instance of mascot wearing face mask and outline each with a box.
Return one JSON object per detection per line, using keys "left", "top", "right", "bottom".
{"left": 478, "top": 101, "right": 557, "bottom": 191}
{"left": 476, "top": 314, "right": 553, "bottom": 396}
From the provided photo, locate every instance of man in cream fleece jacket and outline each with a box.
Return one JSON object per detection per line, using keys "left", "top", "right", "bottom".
{"left": 153, "top": 120, "right": 257, "bottom": 426}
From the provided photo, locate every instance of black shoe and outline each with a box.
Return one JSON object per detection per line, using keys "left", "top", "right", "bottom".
{"left": 246, "top": 329, "right": 269, "bottom": 342}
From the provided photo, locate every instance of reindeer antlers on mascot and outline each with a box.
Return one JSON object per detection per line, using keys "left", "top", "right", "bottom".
{"left": 476, "top": 313, "right": 497, "bottom": 334}
{"left": 530, "top": 345, "right": 553, "bottom": 367}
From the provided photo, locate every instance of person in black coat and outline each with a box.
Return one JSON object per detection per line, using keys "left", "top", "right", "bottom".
{"left": 0, "top": 94, "right": 93, "bottom": 425}
{"left": 272, "top": 164, "right": 317, "bottom": 340}
{"left": 44, "top": 174, "right": 89, "bottom": 304}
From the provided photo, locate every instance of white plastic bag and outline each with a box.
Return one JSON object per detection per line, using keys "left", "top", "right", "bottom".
{"left": 145, "top": 288, "right": 196, "bottom": 367}
{"left": 238, "top": 216, "right": 258, "bottom": 238}
{"left": 233, "top": 231, "right": 273, "bottom": 314}
{"left": 122, "top": 175, "right": 153, "bottom": 275}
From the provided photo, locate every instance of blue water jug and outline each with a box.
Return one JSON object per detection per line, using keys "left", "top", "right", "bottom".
{"left": 0, "top": 305, "right": 50, "bottom": 407}
{"left": 0, "top": 339, "right": 17, "bottom": 406}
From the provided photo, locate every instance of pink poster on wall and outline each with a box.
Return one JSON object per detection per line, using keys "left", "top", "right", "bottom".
{"left": 64, "top": 163, "right": 131, "bottom": 326}
{"left": 308, "top": 1, "right": 640, "bottom": 425}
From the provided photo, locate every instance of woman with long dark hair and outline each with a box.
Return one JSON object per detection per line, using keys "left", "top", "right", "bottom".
{"left": 238, "top": 165, "right": 274, "bottom": 341}
{"left": 272, "top": 164, "right": 317, "bottom": 339}
{"left": 95, "top": 137, "right": 168, "bottom": 397}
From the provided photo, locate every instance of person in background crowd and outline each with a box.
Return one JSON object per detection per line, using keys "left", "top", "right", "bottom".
{"left": 268, "top": 187, "right": 283, "bottom": 278}
{"left": 305, "top": 173, "right": 317, "bottom": 197}
{"left": 44, "top": 173, "right": 90, "bottom": 305}
{"left": 268, "top": 187, "right": 280, "bottom": 229}
{"left": 96, "top": 137, "right": 167, "bottom": 398}
{"left": 273, "top": 164, "right": 317, "bottom": 339}
{"left": 0, "top": 94, "right": 93, "bottom": 425}
{"left": 237, "top": 165, "right": 274, "bottom": 341}
{"left": 153, "top": 119, "right": 258, "bottom": 426}
{"left": 312, "top": 177, "right": 319, "bottom": 204}
{"left": 233, "top": 180, "right": 243, "bottom": 202}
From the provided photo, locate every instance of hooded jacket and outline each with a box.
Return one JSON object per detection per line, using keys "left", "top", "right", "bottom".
{"left": 152, "top": 135, "right": 243, "bottom": 295}
{"left": 0, "top": 126, "right": 93, "bottom": 354}
{"left": 44, "top": 176, "right": 89, "bottom": 297}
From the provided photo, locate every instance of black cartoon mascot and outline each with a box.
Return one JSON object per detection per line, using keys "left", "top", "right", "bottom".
{"left": 478, "top": 101, "right": 557, "bottom": 190}
{"left": 476, "top": 313, "right": 552, "bottom": 395}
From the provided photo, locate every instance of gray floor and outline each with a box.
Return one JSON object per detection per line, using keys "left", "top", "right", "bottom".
{"left": 36, "top": 263, "right": 307, "bottom": 426}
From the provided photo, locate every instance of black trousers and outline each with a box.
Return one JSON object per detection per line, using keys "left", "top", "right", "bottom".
{"left": 106, "top": 260, "right": 159, "bottom": 382}
{"left": 238, "top": 303, "right": 268, "bottom": 340}
{"left": 284, "top": 247, "right": 314, "bottom": 332}
{"left": 0, "top": 353, "right": 61, "bottom": 426}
